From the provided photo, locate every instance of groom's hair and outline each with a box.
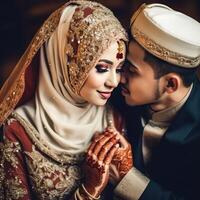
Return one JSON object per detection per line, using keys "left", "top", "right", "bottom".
{"left": 129, "top": 31, "right": 198, "bottom": 87}
{"left": 143, "top": 48, "right": 197, "bottom": 87}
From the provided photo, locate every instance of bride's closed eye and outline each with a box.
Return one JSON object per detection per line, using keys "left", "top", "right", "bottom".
{"left": 95, "top": 64, "right": 109, "bottom": 73}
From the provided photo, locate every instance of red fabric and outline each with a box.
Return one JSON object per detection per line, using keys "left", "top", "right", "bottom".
{"left": 2, "top": 111, "right": 125, "bottom": 200}
{"left": 3, "top": 120, "right": 33, "bottom": 199}
{"left": 4, "top": 120, "right": 33, "bottom": 152}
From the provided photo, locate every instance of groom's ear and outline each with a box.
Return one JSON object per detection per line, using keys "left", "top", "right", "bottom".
{"left": 164, "top": 74, "right": 179, "bottom": 93}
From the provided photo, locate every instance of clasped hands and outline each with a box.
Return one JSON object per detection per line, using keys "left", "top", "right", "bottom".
{"left": 83, "top": 127, "right": 133, "bottom": 198}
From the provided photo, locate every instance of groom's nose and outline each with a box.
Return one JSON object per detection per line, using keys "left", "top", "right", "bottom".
{"left": 120, "top": 70, "right": 127, "bottom": 84}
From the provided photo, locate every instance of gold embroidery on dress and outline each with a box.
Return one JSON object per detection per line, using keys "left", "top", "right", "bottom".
{"left": 11, "top": 112, "right": 85, "bottom": 165}
{"left": 3, "top": 138, "right": 21, "bottom": 168}
{"left": 2, "top": 108, "right": 114, "bottom": 199}
{"left": 5, "top": 176, "right": 28, "bottom": 200}
{"left": 0, "top": 143, "right": 5, "bottom": 200}
{"left": 2, "top": 139, "right": 28, "bottom": 199}
{"left": 11, "top": 105, "right": 113, "bottom": 163}
{"left": 25, "top": 146, "right": 82, "bottom": 199}
{"left": 133, "top": 28, "right": 200, "bottom": 67}
{"left": 11, "top": 109, "right": 112, "bottom": 165}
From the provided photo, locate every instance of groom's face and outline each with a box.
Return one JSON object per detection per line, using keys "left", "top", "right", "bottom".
{"left": 121, "top": 40, "right": 162, "bottom": 106}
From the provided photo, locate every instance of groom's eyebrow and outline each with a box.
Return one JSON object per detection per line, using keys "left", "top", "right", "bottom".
{"left": 118, "top": 60, "right": 125, "bottom": 66}
{"left": 126, "top": 59, "right": 136, "bottom": 69}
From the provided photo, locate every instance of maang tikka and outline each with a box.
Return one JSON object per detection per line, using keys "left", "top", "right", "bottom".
{"left": 116, "top": 40, "right": 124, "bottom": 59}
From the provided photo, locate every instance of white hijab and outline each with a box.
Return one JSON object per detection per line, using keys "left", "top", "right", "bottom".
{"left": 15, "top": 5, "right": 109, "bottom": 155}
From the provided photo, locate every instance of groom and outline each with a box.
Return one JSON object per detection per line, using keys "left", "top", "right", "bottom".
{"left": 83, "top": 3, "right": 200, "bottom": 200}
{"left": 113, "top": 3, "right": 200, "bottom": 200}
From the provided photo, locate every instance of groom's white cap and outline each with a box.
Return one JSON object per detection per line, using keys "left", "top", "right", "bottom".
{"left": 130, "top": 3, "right": 200, "bottom": 68}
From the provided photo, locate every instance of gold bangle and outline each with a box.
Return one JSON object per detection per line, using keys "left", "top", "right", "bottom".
{"left": 81, "top": 184, "right": 100, "bottom": 200}
{"left": 75, "top": 188, "right": 85, "bottom": 200}
{"left": 76, "top": 187, "right": 85, "bottom": 200}
{"left": 74, "top": 189, "right": 78, "bottom": 200}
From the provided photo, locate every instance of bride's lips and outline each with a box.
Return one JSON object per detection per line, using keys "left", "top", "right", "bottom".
{"left": 97, "top": 91, "right": 112, "bottom": 99}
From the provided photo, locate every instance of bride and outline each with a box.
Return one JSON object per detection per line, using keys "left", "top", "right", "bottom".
{"left": 0, "top": 1, "right": 128, "bottom": 199}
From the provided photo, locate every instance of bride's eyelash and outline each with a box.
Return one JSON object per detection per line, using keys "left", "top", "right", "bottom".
{"left": 95, "top": 64, "right": 108, "bottom": 73}
{"left": 95, "top": 64, "right": 124, "bottom": 74}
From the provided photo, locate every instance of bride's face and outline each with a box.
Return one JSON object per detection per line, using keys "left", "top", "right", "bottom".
{"left": 80, "top": 41, "right": 126, "bottom": 106}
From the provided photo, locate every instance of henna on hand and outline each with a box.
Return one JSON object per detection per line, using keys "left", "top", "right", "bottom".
{"left": 83, "top": 132, "right": 120, "bottom": 197}
{"left": 112, "top": 144, "right": 133, "bottom": 178}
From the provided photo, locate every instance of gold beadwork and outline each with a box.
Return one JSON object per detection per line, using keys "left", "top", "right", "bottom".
{"left": 11, "top": 112, "right": 85, "bottom": 165}
{"left": 133, "top": 27, "right": 200, "bottom": 68}
{"left": 81, "top": 184, "right": 100, "bottom": 200}
{"left": 25, "top": 146, "right": 82, "bottom": 199}
{"left": 2, "top": 138, "right": 28, "bottom": 199}
{"left": 0, "top": 1, "right": 127, "bottom": 126}
{"left": 0, "top": 143, "right": 4, "bottom": 200}
{"left": 5, "top": 176, "right": 28, "bottom": 199}
{"left": 2, "top": 136, "right": 82, "bottom": 199}
{"left": 0, "top": 4, "right": 65, "bottom": 126}
{"left": 65, "top": 1, "right": 128, "bottom": 94}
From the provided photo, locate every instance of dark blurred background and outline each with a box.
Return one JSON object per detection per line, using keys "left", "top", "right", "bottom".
{"left": 1, "top": 0, "right": 200, "bottom": 87}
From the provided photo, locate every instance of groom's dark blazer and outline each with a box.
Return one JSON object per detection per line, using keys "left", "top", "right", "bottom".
{"left": 125, "top": 77, "right": 200, "bottom": 200}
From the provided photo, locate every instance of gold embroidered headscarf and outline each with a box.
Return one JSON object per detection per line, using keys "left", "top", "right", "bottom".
{"left": 0, "top": 1, "right": 127, "bottom": 158}
{"left": 0, "top": 0, "right": 127, "bottom": 126}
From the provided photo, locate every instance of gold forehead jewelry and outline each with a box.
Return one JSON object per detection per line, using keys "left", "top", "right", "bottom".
{"left": 65, "top": 1, "right": 128, "bottom": 94}
{"left": 116, "top": 40, "right": 124, "bottom": 59}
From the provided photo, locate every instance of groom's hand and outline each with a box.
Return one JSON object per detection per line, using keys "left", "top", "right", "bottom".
{"left": 107, "top": 127, "right": 133, "bottom": 185}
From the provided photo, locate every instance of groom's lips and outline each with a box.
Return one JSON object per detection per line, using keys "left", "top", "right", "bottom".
{"left": 121, "top": 85, "right": 130, "bottom": 95}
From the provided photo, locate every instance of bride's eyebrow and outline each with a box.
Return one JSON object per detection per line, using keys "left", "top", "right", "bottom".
{"left": 98, "top": 60, "right": 124, "bottom": 67}
{"left": 98, "top": 59, "right": 113, "bottom": 65}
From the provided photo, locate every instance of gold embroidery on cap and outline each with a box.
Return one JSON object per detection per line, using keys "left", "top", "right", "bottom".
{"left": 133, "top": 28, "right": 200, "bottom": 68}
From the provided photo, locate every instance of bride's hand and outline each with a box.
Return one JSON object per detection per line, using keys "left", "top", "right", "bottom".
{"left": 83, "top": 131, "right": 119, "bottom": 198}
